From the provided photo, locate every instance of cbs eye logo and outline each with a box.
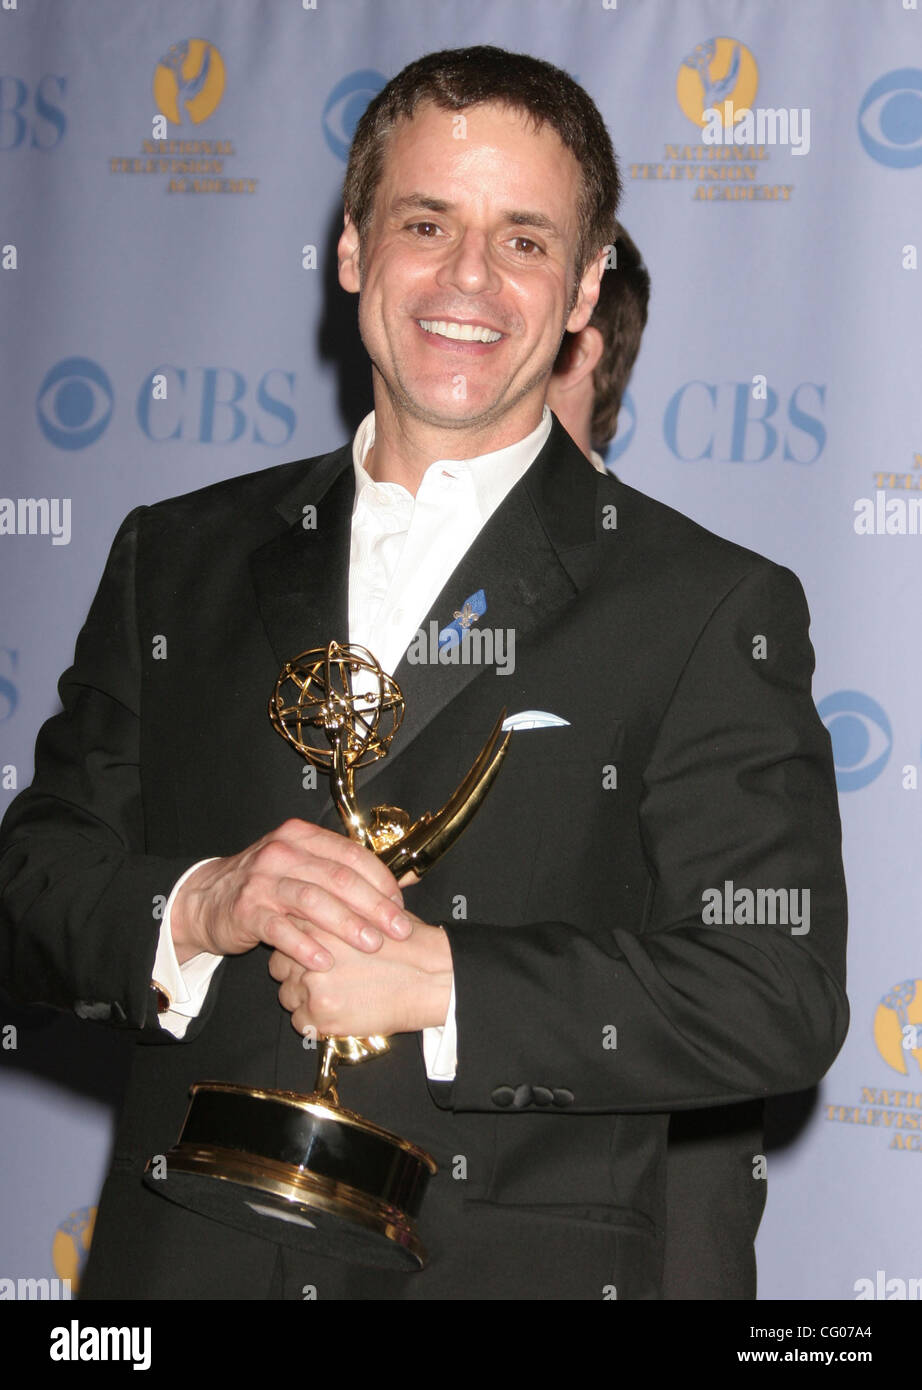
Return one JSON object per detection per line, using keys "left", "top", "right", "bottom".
{"left": 322, "top": 70, "right": 387, "bottom": 162}
{"left": 36, "top": 357, "right": 114, "bottom": 450}
{"left": 858, "top": 68, "right": 922, "bottom": 168}
{"left": 817, "top": 690, "right": 892, "bottom": 792}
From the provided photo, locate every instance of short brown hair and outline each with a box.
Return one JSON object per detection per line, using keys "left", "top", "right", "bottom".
{"left": 343, "top": 46, "right": 620, "bottom": 290}
{"left": 555, "top": 224, "right": 650, "bottom": 450}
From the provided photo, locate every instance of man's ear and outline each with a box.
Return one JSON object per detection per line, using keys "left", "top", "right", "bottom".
{"left": 552, "top": 325, "right": 604, "bottom": 393}
{"left": 338, "top": 212, "right": 361, "bottom": 293}
{"left": 565, "top": 246, "right": 607, "bottom": 334}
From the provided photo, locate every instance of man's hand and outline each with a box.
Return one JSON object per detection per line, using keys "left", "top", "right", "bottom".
{"left": 170, "top": 819, "right": 411, "bottom": 969}
{"left": 268, "top": 915, "right": 453, "bottom": 1038}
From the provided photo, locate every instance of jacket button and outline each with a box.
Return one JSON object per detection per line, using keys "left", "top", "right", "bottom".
{"left": 532, "top": 1086, "right": 554, "bottom": 1106}
{"left": 491, "top": 1086, "right": 515, "bottom": 1107}
{"left": 512, "top": 1084, "right": 533, "bottom": 1108}
{"left": 552, "top": 1088, "right": 574, "bottom": 1107}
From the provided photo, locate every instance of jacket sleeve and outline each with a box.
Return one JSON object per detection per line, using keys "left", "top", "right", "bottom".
{"left": 439, "top": 561, "right": 849, "bottom": 1114}
{"left": 0, "top": 508, "right": 212, "bottom": 1039}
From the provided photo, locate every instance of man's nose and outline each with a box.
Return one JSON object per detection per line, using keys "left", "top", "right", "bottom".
{"left": 435, "top": 228, "right": 502, "bottom": 296}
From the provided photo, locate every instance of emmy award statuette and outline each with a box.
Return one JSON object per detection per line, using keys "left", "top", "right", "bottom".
{"left": 145, "top": 642, "right": 510, "bottom": 1269}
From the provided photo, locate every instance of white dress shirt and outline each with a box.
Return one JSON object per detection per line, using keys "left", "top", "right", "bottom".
{"left": 152, "top": 405, "right": 554, "bottom": 1081}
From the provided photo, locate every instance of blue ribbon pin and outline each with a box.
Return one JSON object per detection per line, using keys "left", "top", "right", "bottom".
{"left": 437, "top": 588, "right": 487, "bottom": 651}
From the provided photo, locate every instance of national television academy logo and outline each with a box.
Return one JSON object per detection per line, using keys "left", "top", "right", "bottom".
{"left": 153, "top": 39, "right": 226, "bottom": 127}
{"left": 874, "top": 981, "right": 922, "bottom": 1076}
{"left": 52, "top": 1206, "right": 96, "bottom": 1292}
{"left": 107, "top": 38, "right": 256, "bottom": 195}
{"left": 824, "top": 983, "right": 922, "bottom": 1155}
{"left": 628, "top": 36, "right": 796, "bottom": 203}
{"left": 675, "top": 37, "right": 759, "bottom": 128}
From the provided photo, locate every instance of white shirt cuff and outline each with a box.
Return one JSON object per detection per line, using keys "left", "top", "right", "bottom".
{"left": 422, "top": 975, "right": 457, "bottom": 1081}
{"left": 153, "top": 858, "right": 223, "bottom": 1038}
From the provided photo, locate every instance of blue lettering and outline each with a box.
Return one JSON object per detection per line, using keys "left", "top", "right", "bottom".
{"left": 32, "top": 75, "right": 67, "bottom": 150}
{"left": 728, "top": 382, "right": 778, "bottom": 462}
{"left": 253, "top": 370, "right": 296, "bottom": 445}
{"left": 199, "top": 368, "right": 246, "bottom": 444}
{"left": 784, "top": 382, "right": 826, "bottom": 463}
{"left": 0, "top": 648, "right": 18, "bottom": 722}
{"left": 663, "top": 381, "right": 716, "bottom": 460}
{"left": 137, "top": 367, "right": 185, "bottom": 441}
{"left": 0, "top": 77, "right": 29, "bottom": 150}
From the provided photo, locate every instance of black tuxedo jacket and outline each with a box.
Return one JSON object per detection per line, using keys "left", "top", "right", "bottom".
{"left": 0, "top": 416, "right": 848, "bottom": 1300}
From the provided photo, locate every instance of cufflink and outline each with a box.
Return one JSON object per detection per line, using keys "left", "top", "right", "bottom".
{"left": 150, "top": 980, "right": 171, "bottom": 1015}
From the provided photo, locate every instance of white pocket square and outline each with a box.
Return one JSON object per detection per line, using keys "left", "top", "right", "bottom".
{"left": 501, "top": 710, "right": 570, "bottom": 731}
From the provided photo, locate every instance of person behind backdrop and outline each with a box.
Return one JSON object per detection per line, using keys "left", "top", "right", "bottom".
{"left": 547, "top": 222, "right": 650, "bottom": 468}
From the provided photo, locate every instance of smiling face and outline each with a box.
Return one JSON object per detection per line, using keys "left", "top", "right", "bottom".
{"left": 338, "top": 100, "right": 606, "bottom": 452}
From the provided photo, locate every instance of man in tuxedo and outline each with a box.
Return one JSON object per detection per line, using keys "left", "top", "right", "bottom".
{"left": 547, "top": 228, "right": 776, "bottom": 1300}
{"left": 0, "top": 46, "right": 848, "bottom": 1300}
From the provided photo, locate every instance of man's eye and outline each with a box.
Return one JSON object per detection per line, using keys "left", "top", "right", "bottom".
{"left": 509, "top": 237, "right": 541, "bottom": 256}
{"left": 409, "top": 222, "right": 440, "bottom": 237}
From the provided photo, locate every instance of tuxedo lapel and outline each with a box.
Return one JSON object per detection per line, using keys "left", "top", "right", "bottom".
{"left": 248, "top": 443, "right": 355, "bottom": 672}
{"left": 248, "top": 446, "right": 357, "bottom": 830}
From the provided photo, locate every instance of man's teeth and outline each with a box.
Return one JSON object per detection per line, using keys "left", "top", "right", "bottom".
{"left": 418, "top": 320, "right": 502, "bottom": 343}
